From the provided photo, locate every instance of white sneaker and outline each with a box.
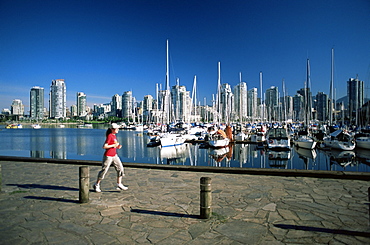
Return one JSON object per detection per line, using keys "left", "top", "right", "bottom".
{"left": 93, "top": 183, "right": 101, "bottom": 192}
{"left": 117, "top": 183, "right": 128, "bottom": 191}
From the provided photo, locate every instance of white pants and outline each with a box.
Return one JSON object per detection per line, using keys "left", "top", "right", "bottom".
{"left": 97, "top": 155, "right": 124, "bottom": 180}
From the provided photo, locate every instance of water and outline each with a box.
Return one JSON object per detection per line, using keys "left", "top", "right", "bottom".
{"left": 0, "top": 127, "right": 369, "bottom": 172}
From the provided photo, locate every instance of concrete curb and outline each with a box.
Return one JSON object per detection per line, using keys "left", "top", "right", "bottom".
{"left": 0, "top": 155, "right": 369, "bottom": 180}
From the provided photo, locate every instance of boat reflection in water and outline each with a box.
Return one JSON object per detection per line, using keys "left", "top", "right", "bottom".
{"left": 326, "top": 149, "right": 356, "bottom": 169}
{"left": 159, "top": 144, "right": 188, "bottom": 165}
{"left": 268, "top": 150, "right": 291, "bottom": 168}
{"left": 295, "top": 146, "right": 317, "bottom": 170}
{"left": 209, "top": 145, "right": 233, "bottom": 167}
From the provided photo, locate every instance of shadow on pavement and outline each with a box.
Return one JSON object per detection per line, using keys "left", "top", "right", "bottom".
{"left": 274, "top": 224, "right": 370, "bottom": 237}
{"left": 131, "top": 208, "right": 199, "bottom": 219}
{"left": 7, "top": 183, "right": 78, "bottom": 191}
{"left": 24, "top": 196, "right": 79, "bottom": 203}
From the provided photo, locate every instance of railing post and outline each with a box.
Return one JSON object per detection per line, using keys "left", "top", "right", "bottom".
{"left": 200, "top": 177, "right": 212, "bottom": 219}
{"left": 79, "top": 166, "right": 89, "bottom": 203}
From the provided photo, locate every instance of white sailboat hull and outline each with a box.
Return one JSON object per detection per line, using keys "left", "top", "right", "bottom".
{"left": 355, "top": 136, "right": 370, "bottom": 150}
{"left": 160, "top": 133, "right": 186, "bottom": 147}
{"left": 208, "top": 138, "right": 230, "bottom": 148}
{"left": 323, "top": 138, "right": 355, "bottom": 151}
{"left": 294, "top": 136, "right": 316, "bottom": 149}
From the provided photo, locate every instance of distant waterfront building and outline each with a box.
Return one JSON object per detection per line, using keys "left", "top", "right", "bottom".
{"left": 77, "top": 92, "right": 87, "bottom": 117}
{"left": 143, "top": 95, "right": 154, "bottom": 120}
{"left": 111, "top": 94, "right": 122, "bottom": 117}
{"left": 49, "top": 79, "right": 66, "bottom": 119}
{"left": 233, "top": 82, "right": 247, "bottom": 122}
{"left": 293, "top": 94, "right": 304, "bottom": 121}
{"left": 347, "top": 77, "right": 364, "bottom": 125}
{"left": 316, "top": 92, "right": 328, "bottom": 122}
{"left": 30, "top": 86, "right": 44, "bottom": 119}
{"left": 247, "top": 88, "right": 258, "bottom": 121}
{"left": 265, "top": 86, "right": 279, "bottom": 121}
{"left": 158, "top": 90, "right": 171, "bottom": 123}
{"left": 93, "top": 103, "right": 111, "bottom": 119}
{"left": 1, "top": 108, "right": 11, "bottom": 115}
{"left": 171, "top": 84, "right": 191, "bottom": 122}
{"left": 11, "top": 99, "right": 24, "bottom": 116}
{"left": 220, "top": 83, "right": 233, "bottom": 123}
{"left": 70, "top": 105, "right": 77, "bottom": 117}
{"left": 297, "top": 87, "right": 313, "bottom": 123}
{"left": 281, "top": 95, "right": 293, "bottom": 122}
{"left": 122, "top": 91, "right": 133, "bottom": 119}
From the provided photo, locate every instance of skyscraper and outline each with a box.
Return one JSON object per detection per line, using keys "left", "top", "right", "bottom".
{"left": 111, "top": 94, "right": 122, "bottom": 117}
{"left": 265, "top": 86, "right": 279, "bottom": 121}
{"left": 220, "top": 83, "right": 233, "bottom": 123}
{"left": 233, "top": 82, "right": 247, "bottom": 122}
{"left": 30, "top": 86, "right": 44, "bottom": 119}
{"left": 49, "top": 79, "right": 66, "bottom": 119}
{"left": 171, "top": 84, "right": 190, "bottom": 122}
{"left": 77, "top": 92, "right": 87, "bottom": 117}
{"left": 122, "top": 91, "right": 133, "bottom": 119}
{"left": 247, "top": 88, "right": 258, "bottom": 121}
{"left": 347, "top": 77, "right": 364, "bottom": 125}
{"left": 316, "top": 92, "right": 328, "bottom": 122}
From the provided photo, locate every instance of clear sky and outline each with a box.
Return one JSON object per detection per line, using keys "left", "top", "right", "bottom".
{"left": 1, "top": 0, "right": 369, "bottom": 113}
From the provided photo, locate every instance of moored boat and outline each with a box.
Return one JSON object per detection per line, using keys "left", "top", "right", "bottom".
{"left": 159, "top": 132, "right": 186, "bottom": 147}
{"left": 323, "top": 130, "right": 355, "bottom": 151}
{"left": 355, "top": 129, "right": 370, "bottom": 150}
{"left": 32, "top": 124, "right": 41, "bottom": 129}
{"left": 293, "top": 131, "right": 316, "bottom": 149}
{"left": 266, "top": 127, "right": 291, "bottom": 150}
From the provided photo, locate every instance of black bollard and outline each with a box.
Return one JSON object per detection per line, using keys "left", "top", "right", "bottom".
{"left": 200, "top": 177, "right": 212, "bottom": 219}
{"left": 0, "top": 165, "right": 2, "bottom": 192}
{"left": 79, "top": 166, "right": 89, "bottom": 203}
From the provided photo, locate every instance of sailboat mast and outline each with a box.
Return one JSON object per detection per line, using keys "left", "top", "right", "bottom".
{"left": 166, "top": 39, "right": 170, "bottom": 91}
{"left": 217, "top": 61, "right": 221, "bottom": 124}
{"left": 259, "top": 71, "right": 263, "bottom": 122}
{"left": 329, "top": 48, "right": 334, "bottom": 125}
{"left": 239, "top": 72, "right": 242, "bottom": 123}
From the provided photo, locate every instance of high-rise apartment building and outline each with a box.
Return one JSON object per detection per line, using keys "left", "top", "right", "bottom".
{"left": 143, "top": 95, "right": 153, "bottom": 118}
{"left": 233, "top": 82, "right": 247, "bottom": 122}
{"left": 316, "top": 92, "right": 328, "bottom": 122}
{"left": 77, "top": 92, "right": 87, "bottom": 117}
{"left": 122, "top": 91, "right": 133, "bottom": 119}
{"left": 247, "top": 88, "right": 258, "bottom": 120}
{"left": 49, "top": 79, "right": 66, "bottom": 119}
{"left": 347, "top": 77, "right": 364, "bottom": 124}
{"left": 220, "top": 83, "right": 233, "bottom": 123}
{"left": 111, "top": 94, "right": 122, "bottom": 117}
{"left": 11, "top": 99, "right": 24, "bottom": 116}
{"left": 30, "top": 86, "right": 44, "bottom": 119}
{"left": 293, "top": 94, "right": 304, "bottom": 121}
{"left": 265, "top": 86, "right": 279, "bottom": 121}
{"left": 171, "top": 84, "right": 190, "bottom": 122}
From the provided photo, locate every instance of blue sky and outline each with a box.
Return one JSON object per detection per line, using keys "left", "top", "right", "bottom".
{"left": 1, "top": 0, "right": 369, "bottom": 112}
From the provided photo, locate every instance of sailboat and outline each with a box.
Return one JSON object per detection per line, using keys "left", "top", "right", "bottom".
{"left": 293, "top": 59, "right": 316, "bottom": 149}
{"left": 207, "top": 61, "right": 230, "bottom": 148}
{"left": 322, "top": 48, "right": 355, "bottom": 151}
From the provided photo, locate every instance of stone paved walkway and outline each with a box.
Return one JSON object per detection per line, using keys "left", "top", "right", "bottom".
{"left": 0, "top": 161, "right": 369, "bottom": 244}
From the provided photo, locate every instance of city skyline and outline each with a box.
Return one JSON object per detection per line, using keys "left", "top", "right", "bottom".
{"left": 1, "top": 0, "right": 369, "bottom": 111}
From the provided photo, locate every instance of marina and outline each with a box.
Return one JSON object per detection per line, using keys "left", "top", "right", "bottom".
{"left": 0, "top": 126, "right": 369, "bottom": 173}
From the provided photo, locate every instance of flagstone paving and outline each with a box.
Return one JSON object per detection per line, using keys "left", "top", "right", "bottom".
{"left": 0, "top": 161, "right": 369, "bottom": 244}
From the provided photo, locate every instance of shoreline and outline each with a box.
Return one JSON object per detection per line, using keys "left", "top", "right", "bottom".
{"left": 1, "top": 155, "right": 369, "bottom": 181}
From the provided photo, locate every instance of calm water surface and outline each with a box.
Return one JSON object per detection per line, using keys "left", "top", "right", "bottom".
{"left": 1, "top": 127, "right": 369, "bottom": 173}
